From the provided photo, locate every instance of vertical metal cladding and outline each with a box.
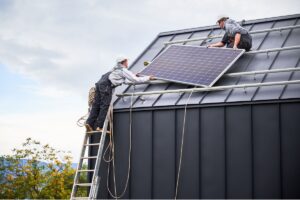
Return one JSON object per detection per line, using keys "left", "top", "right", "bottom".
{"left": 280, "top": 103, "right": 300, "bottom": 198}
{"left": 93, "top": 101, "right": 300, "bottom": 199}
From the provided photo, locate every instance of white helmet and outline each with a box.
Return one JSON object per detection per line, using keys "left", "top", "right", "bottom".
{"left": 116, "top": 55, "right": 128, "bottom": 63}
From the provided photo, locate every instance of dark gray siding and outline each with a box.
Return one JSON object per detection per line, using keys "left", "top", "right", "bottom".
{"left": 130, "top": 111, "right": 152, "bottom": 198}
{"left": 94, "top": 101, "right": 300, "bottom": 199}
{"left": 281, "top": 103, "right": 300, "bottom": 198}
{"left": 200, "top": 107, "right": 226, "bottom": 198}
{"left": 176, "top": 109, "right": 200, "bottom": 198}
{"left": 109, "top": 112, "right": 130, "bottom": 199}
{"left": 252, "top": 104, "right": 281, "bottom": 198}
{"left": 226, "top": 105, "right": 252, "bottom": 198}
{"left": 152, "top": 110, "right": 176, "bottom": 198}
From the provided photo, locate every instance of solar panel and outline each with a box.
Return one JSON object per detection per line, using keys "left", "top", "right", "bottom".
{"left": 139, "top": 45, "right": 245, "bottom": 87}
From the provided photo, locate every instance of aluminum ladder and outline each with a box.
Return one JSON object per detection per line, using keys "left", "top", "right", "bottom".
{"left": 70, "top": 106, "right": 111, "bottom": 200}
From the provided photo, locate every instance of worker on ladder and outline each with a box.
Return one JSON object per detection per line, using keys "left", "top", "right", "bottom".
{"left": 85, "top": 56, "right": 155, "bottom": 132}
{"left": 208, "top": 16, "right": 252, "bottom": 51}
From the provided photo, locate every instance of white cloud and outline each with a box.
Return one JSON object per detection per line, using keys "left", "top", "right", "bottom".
{"left": 1, "top": 0, "right": 299, "bottom": 97}
{"left": 0, "top": 111, "right": 85, "bottom": 160}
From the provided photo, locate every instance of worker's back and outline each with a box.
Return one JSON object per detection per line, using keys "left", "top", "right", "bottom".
{"left": 97, "top": 71, "right": 112, "bottom": 86}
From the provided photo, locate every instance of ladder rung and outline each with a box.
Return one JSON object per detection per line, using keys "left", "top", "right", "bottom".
{"left": 78, "top": 169, "right": 94, "bottom": 172}
{"left": 86, "top": 130, "right": 111, "bottom": 134}
{"left": 84, "top": 143, "right": 100, "bottom": 146}
{"left": 76, "top": 183, "right": 92, "bottom": 187}
{"left": 86, "top": 130, "right": 102, "bottom": 134}
{"left": 81, "top": 156, "right": 97, "bottom": 159}
{"left": 71, "top": 107, "right": 112, "bottom": 199}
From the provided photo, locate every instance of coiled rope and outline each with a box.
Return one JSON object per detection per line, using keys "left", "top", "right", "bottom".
{"left": 76, "top": 87, "right": 96, "bottom": 127}
{"left": 104, "top": 93, "right": 134, "bottom": 199}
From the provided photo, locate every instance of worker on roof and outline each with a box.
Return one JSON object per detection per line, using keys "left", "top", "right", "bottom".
{"left": 85, "top": 56, "right": 155, "bottom": 132}
{"left": 208, "top": 16, "right": 252, "bottom": 51}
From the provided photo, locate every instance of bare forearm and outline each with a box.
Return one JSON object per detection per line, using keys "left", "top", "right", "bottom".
{"left": 234, "top": 33, "right": 241, "bottom": 48}
{"left": 209, "top": 41, "right": 225, "bottom": 47}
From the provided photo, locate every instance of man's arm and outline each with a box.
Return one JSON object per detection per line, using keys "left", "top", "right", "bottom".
{"left": 122, "top": 68, "right": 151, "bottom": 83}
{"left": 233, "top": 33, "right": 241, "bottom": 49}
{"left": 208, "top": 32, "right": 227, "bottom": 48}
{"left": 208, "top": 41, "right": 225, "bottom": 48}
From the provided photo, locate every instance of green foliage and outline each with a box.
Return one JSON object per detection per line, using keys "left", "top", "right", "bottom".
{"left": 0, "top": 137, "right": 86, "bottom": 199}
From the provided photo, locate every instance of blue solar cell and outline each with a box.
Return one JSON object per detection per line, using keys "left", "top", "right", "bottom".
{"left": 140, "top": 45, "right": 244, "bottom": 87}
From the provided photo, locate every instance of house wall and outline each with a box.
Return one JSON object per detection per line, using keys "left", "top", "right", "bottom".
{"left": 93, "top": 101, "right": 300, "bottom": 199}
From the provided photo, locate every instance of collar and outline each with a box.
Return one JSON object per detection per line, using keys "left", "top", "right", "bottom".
{"left": 113, "top": 63, "right": 125, "bottom": 70}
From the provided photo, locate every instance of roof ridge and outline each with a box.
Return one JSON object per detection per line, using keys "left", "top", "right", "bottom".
{"left": 158, "top": 13, "right": 300, "bottom": 36}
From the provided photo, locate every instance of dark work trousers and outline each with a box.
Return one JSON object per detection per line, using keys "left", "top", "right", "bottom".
{"left": 86, "top": 83, "right": 113, "bottom": 130}
{"left": 227, "top": 34, "right": 252, "bottom": 51}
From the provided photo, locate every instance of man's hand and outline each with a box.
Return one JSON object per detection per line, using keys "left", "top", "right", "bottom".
{"left": 233, "top": 45, "right": 238, "bottom": 50}
{"left": 207, "top": 42, "right": 225, "bottom": 48}
{"left": 149, "top": 75, "right": 156, "bottom": 80}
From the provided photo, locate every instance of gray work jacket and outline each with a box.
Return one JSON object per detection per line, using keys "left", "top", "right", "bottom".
{"left": 224, "top": 19, "right": 249, "bottom": 37}
{"left": 109, "top": 63, "right": 150, "bottom": 86}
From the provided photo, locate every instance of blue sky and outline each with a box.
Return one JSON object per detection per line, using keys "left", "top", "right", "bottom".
{"left": 0, "top": 0, "right": 299, "bottom": 160}
{"left": 0, "top": 63, "right": 83, "bottom": 114}
{"left": 0, "top": 64, "right": 33, "bottom": 113}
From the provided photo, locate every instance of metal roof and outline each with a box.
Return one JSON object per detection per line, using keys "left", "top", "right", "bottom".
{"left": 114, "top": 14, "right": 300, "bottom": 110}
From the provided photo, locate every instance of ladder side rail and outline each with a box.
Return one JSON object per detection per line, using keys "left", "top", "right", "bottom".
{"left": 89, "top": 106, "right": 112, "bottom": 199}
{"left": 71, "top": 134, "right": 89, "bottom": 198}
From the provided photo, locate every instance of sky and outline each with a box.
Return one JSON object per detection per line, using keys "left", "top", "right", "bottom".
{"left": 0, "top": 0, "right": 299, "bottom": 161}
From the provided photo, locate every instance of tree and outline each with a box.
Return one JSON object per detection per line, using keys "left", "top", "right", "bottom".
{"left": 0, "top": 138, "right": 87, "bottom": 199}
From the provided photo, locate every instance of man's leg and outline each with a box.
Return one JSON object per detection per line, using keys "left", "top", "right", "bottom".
{"left": 227, "top": 42, "right": 234, "bottom": 48}
{"left": 238, "top": 34, "right": 252, "bottom": 51}
{"left": 94, "top": 85, "right": 113, "bottom": 130}
{"left": 86, "top": 84, "right": 101, "bottom": 130}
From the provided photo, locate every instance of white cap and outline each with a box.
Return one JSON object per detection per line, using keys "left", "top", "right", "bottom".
{"left": 217, "top": 15, "right": 229, "bottom": 23}
{"left": 116, "top": 55, "right": 128, "bottom": 63}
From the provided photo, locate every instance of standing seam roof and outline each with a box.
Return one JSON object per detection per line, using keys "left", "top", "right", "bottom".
{"left": 114, "top": 14, "right": 300, "bottom": 110}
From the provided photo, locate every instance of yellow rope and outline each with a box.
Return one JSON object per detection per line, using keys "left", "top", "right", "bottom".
{"left": 76, "top": 86, "right": 96, "bottom": 127}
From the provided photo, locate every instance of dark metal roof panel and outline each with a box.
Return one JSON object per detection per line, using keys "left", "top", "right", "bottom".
{"left": 114, "top": 14, "right": 300, "bottom": 110}
{"left": 113, "top": 84, "right": 147, "bottom": 109}
{"left": 253, "top": 19, "right": 299, "bottom": 101}
{"left": 131, "top": 36, "right": 174, "bottom": 72}
{"left": 204, "top": 21, "right": 275, "bottom": 104}
{"left": 281, "top": 61, "right": 300, "bottom": 99}
{"left": 226, "top": 19, "right": 299, "bottom": 103}
{"left": 185, "top": 30, "right": 212, "bottom": 46}
{"left": 133, "top": 83, "right": 169, "bottom": 108}
{"left": 153, "top": 83, "right": 188, "bottom": 107}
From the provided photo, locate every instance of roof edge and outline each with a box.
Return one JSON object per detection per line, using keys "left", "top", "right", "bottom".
{"left": 128, "top": 34, "right": 160, "bottom": 70}
{"left": 158, "top": 13, "right": 300, "bottom": 36}
{"left": 113, "top": 99, "right": 300, "bottom": 113}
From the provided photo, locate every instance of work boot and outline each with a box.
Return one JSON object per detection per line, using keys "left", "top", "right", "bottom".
{"left": 96, "top": 127, "right": 111, "bottom": 134}
{"left": 85, "top": 124, "right": 93, "bottom": 132}
{"left": 96, "top": 127, "right": 103, "bottom": 132}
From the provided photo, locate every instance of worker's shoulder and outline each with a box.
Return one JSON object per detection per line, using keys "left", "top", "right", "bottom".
{"left": 121, "top": 67, "right": 131, "bottom": 73}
